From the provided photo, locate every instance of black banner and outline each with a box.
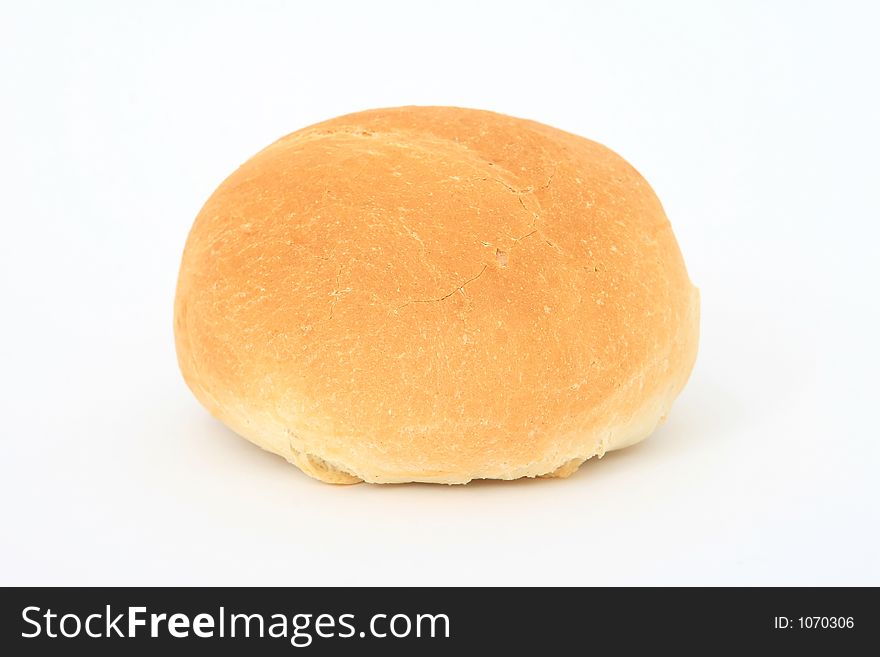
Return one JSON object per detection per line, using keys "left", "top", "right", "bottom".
{"left": 0, "top": 587, "right": 873, "bottom": 654}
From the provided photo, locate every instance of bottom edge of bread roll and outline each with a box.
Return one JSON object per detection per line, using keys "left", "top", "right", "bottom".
{"left": 210, "top": 383, "right": 678, "bottom": 486}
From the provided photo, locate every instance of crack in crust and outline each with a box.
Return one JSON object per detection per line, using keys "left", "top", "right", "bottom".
{"left": 395, "top": 263, "right": 488, "bottom": 312}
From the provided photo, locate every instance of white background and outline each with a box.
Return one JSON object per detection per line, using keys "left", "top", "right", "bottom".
{"left": 2, "top": 1, "right": 878, "bottom": 586}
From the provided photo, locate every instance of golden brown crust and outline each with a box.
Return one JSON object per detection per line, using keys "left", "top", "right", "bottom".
{"left": 174, "top": 106, "right": 699, "bottom": 484}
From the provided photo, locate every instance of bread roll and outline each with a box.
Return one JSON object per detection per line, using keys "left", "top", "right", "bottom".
{"left": 174, "top": 106, "right": 699, "bottom": 484}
